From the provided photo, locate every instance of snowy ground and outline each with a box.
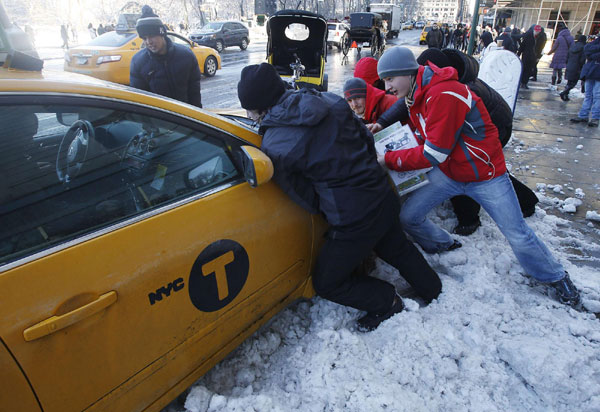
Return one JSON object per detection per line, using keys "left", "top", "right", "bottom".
{"left": 167, "top": 199, "right": 600, "bottom": 412}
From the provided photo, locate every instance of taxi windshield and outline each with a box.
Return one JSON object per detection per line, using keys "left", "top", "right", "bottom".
{"left": 87, "top": 31, "right": 137, "bottom": 47}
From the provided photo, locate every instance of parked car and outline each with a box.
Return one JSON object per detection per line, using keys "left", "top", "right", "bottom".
{"left": 0, "top": 62, "right": 327, "bottom": 412}
{"left": 401, "top": 21, "right": 414, "bottom": 30}
{"left": 327, "top": 21, "right": 349, "bottom": 49}
{"left": 415, "top": 21, "right": 425, "bottom": 29}
{"left": 189, "top": 21, "right": 250, "bottom": 52}
{"left": 64, "top": 30, "right": 221, "bottom": 84}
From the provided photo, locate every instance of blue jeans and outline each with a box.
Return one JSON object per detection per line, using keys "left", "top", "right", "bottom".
{"left": 399, "top": 167, "right": 565, "bottom": 283}
{"left": 578, "top": 78, "right": 600, "bottom": 120}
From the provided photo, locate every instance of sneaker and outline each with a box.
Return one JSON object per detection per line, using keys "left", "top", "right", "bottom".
{"left": 570, "top": 117, "right": 588, "bottom": 123}
{"left": 356, "top": 294, "right": 404, "bottom": 332}
{"left": 588, "top": 119, "right": 599, "bottom": 127}
{"left": 559, "top": 92, "right": 570, "bottom": 102}
{"left": 548, "top": 273, "right": 581, "bottom": 307}
{"left": 453, "top": 219, "right": 481, "bottom": 236}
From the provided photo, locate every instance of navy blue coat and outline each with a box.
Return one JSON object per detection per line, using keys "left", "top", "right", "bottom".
{"left": 497, "top": 32, "right": 515, "bottom": 52}
{"left": 258, "top": 88, "right": 390, "bottom": 232}
{"left": 580, "top": 37, "right": 600, "bottom": 81}
{"left": 130, "top": 37, "right": 202, "bottom": 107}
{"left": 565, "top": 41, "right": 586, "bottom": 82}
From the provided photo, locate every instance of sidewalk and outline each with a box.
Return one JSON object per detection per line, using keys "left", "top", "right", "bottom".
{"left": 505, "top": 55, "right": 600, "bottom": 266}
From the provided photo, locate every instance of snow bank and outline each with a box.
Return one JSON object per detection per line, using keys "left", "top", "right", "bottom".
{"left": 178, "top": 204, "right": 600, "bottom": 412}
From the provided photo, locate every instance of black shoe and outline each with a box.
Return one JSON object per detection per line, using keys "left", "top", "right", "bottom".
{"left": 521, "top": 84, "right": 529, "bottom": 90}
{"left": 570, "top": 117, "right": 587, "bottom": 123}
{"left": 453, "top": 219, "right": 481, "bottom": 236}
{"left": 356, "top": 294, "right": 404, "bottom": 332}
{"left": 557, "top": 78, "right": 562, "bottom": 84}
{"left": 548, "top": 273, "right": 581, "bottom": 307}
{"left": 559, "top": 92, "right": 570, "bottom": 102}
{"left": 530, "top": 77, "right": 537, "bottom": 81}
{"left": 588, "top": 119, "right": 599, "bottom": 127}
{"left": 446, "top": 239, "right": 462, "bottom": 251}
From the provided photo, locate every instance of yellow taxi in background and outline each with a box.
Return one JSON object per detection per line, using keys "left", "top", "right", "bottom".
{"left": 420, "top": 24, "right": 438, "bottom": 44}
{"left": 0, "top": 65, "right": 325, "bottom": 412}
{"left": 64, "top": 30, "right": 222, "bottom": 84}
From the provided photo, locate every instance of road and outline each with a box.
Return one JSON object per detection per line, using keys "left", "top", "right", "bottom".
{"left": 42, "top": 29, "right": 425, "bottom": 108}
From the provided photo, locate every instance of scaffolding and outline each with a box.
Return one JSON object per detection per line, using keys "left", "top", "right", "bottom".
{"left": 492, "top": 0, "right": 600, "bottom": 37}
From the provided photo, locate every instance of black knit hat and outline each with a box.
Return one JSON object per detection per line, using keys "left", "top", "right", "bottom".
{"left": 136, "top": 6, "right": 166, "bottom": 38}
{"left": 238, "top": 63, "right": 286, "bottom": 110}
{"left": 343, "top": 77, "right": 367, "bottom": 100}
{"left": 417, "top": 48, "right": 450, "bottom": 68}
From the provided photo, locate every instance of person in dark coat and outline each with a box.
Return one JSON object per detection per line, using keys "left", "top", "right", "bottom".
{"left": 130, "top": 6, "right": 202, "bottom": 107}
{"left": 561, "top": 35, "right": 587, "bottom": 101}
{"left": 517, "top": 25, "right": 541, "bottom": 89}
{"left": 570, "top": 36, "right": 600, "bottom": 127}
{"left": 497, "top": 27, "right": 515, "bottom": 52}
{"left": 531, "top": 26, "right": 547, "bottom": 81}
{"left": 511, "top": 27, "right": 522, "bottom": 49}
{"left": 238, "top": 63, "right": 442, "bottom": 332}
{"left": 426, "top": 24, "right": 444, "bottom": 49}
{"left": 548, "top": 28, "right": 574, "bottom": 85}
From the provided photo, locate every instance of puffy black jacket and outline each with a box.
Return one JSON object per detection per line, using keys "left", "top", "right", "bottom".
{"left": 377, "top": 49, "right": 513, "bottom": 146}
{"left": 130, "top": 37, "right": 202, "bottom": 107}
{"left": 565, "top": 41, "right": 586, "bottom": 82}
{"left": 259, "top": 88, "right": 390, "bottom": 232}
{"left": 497, "top": 32, "right": 515, "bottom": 52}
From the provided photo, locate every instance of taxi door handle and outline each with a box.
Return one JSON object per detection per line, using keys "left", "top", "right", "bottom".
{"left": 23, "top": 291, "right": 117, "bottom": 342}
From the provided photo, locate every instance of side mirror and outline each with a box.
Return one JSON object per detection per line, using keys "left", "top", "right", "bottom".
{"left": 240, "top": 145, "right": 273, "bottom": 187}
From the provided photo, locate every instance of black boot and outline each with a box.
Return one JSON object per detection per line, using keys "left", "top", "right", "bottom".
{"left": 357, "top": 294, "right": 404, "bottom": 332}
{"left": 548, "top": 273, "right": 581, "bottom": 307}
{"left": 559, "top": 91, "right": 570, "bottom": 101}
{"left": 453, "top": 218, "right": 482, "bottom": 236}
{"left": 551, "top": 76, "right": 556, "bottom": 85}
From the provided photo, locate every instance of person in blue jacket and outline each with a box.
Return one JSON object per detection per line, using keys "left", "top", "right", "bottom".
{"left": 570, "top": 35, "right": 600, "bottom": 127}
{"left": 130, "top": 6, "right": 202, "bottom": 107}
{"left": 237, "top": 63, "right": 442, "bottom": 332}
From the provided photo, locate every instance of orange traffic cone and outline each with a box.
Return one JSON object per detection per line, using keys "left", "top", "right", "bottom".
{"left": 351, "top": 41, "right": 358, "bottom": 48}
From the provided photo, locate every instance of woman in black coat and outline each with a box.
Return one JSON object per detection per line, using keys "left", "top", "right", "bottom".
{"left": 560, "top": 35, "right": 587, "bottom": 101}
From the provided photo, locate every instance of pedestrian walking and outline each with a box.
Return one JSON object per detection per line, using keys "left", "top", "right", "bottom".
{"left": 497, "top": 27, "right": 516, "bottom": 52}
{"left": 426, "top": 24, "right": 444, "bottom": 49}
{"left": 548, "top": 27, "right": 574, "bottom": 85}
{"left": 60, "top": 24, "right": 69, "bottom": 49}
{"left": 560, "top": 35, "right": 587, "bottom": 101}
{"left": 374, "top": 46, "right": 581, "bottom": 307}
{"left": 531, "top": 26, "right": 547, "bottom": 81}
{"left": 88, "top": 23, "right": 97, "bottom": 39}
{"left": 130, "top": 5, "right": 202, "bottom": 107}
{"left": 237, "top": 63, "right": 442, "bottom": 332}
{"left": 570, "top": 36, "right": 600, "bottom": 127}
{"left": 517, "top": 25, "right": 541, "bottom": 89}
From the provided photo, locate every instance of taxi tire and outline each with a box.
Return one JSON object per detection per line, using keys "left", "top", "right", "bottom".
{"left": 204, "top": 56, "right": 218, "bottom": 77}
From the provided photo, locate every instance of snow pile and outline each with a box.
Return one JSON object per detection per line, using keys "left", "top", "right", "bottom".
{"left": 177, "top": 204, "right": 600, "bottom": 412}
{"left": 586, "top": 211, "right": 600, "bottom": 222}
{"left": 535, "top": 184, "right": 588, "bottom": 214}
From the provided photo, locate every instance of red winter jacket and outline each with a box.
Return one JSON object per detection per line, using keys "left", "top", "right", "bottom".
{"left": 384, "top": 64, "right": 506, "bottom": 182}
{"left": 364, "top": 84, "right": 397, "bottom": 124}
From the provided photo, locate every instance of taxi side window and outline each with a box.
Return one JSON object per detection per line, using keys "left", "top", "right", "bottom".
{"left": 0, "top": 103, "right": 242, "bottom": 267}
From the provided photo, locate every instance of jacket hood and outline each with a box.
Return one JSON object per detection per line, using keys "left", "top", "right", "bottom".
{"left": 571, "top": 42, "right": 585, "bottom": 53}
{"left": 354, "top": 57, "right": 380, "bottom": 86}
{"left": 413, "top": 63, "right": 458, "bottom": 104}
{"left": 442, "top": 48, "right": 479, "bottom": 83}
{"left": 557, "top": 29, "right": 572, "bottom": 40}
{"left": 260, "top": 89, "right": 329, "bottom": 129}
{"left": 363, "top": 83, "right": 386, "bottom": 122}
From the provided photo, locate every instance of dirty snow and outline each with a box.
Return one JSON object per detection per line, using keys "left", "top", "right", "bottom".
{"left": 169, "top": 201, "right": 600, "bottom": 412}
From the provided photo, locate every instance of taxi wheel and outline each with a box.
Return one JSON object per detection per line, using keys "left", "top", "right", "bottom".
{"left": 204, "top": 56, "right": 218, "bottom": 77}
{"left": 240, "top": 38, "right": 248, "bottom": 50}
{"left": 215, "top": 40, "right": 224, "bottom": 53}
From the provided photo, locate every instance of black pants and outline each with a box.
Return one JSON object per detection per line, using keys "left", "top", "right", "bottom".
{"left": 312, "top": 190, "right": 442, "bottom": 315}
{"left": 521, "top": 60, "right": 535, "bottom": 85}
{"left": 563, "top": 79, "right": 578, "bottom": 96}
{"left": 451, "top": 174, "right": 539, "bottom": 226}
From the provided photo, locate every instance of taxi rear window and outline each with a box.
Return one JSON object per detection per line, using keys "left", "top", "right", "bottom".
{"left": 328, "top": 24, "right": 337, "bottom": 30}
{"left": 87, "top": 31, "right": 137, "bottom": 47}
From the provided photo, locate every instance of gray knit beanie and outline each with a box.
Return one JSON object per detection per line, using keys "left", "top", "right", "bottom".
{"left": 343, "top": 77, "right": 367, "bottom": 100}
{"left": 377, "top": 47, "right": 419, "bottom": 79}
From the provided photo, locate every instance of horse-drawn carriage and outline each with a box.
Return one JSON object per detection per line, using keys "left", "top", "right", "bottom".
{"left": 340, "top": 12, "right": 386, "bottom": 57}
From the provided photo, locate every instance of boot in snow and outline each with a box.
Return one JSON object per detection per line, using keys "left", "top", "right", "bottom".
{"left": 548, "top": 273, "right": 581, "bottom": 307}
{"left": 357, "top": 294, "right": 404, "bottom": 332}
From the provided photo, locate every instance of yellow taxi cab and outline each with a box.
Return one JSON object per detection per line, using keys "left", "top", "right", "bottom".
{"left": 64, "top": 30, "right": 222, "bottom": 84}
{"left": 419, "top": 24, "right": 434, "bottom": 44}
{"left": 0, "top": 61, "right": 326, "bottom": 412}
